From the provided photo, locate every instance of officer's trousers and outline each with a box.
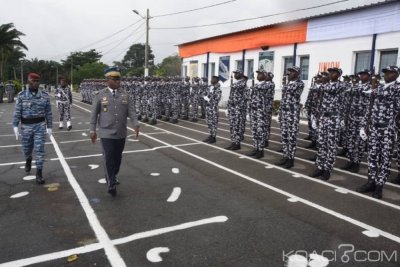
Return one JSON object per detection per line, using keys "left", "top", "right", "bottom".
{"left": 101, "top": 138, "right": 126, "bottom": 186}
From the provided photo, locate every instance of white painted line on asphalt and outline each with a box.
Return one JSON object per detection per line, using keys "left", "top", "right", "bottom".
{"left": 292, "top": 174, "right": 303, "bottom": 178}
{"left": 167, "top": 187, "right": 182, "bottom": 202}
{"left": 82, "top": 133, "right": 88, "bottom": 137}
{"left": 287, "top": 198, "right": 299, "bottom": 203}
{"left": 19, "top": 165, "right": 36, "bottom": 169}
{"left": 150, "top": 173, "right": 160, "bottom": 176}
{"left": 137, "top": 128, "right": 400, "bottom": 245}
{"left": 265, "top": 165, "right": 274, "bottom": 169}
{"left": 146, "top": 247, "right": 170, "bottom": 263}
{"left": 89, "top": 164, "right": 99, "bottom": 170}
{"left": 10, "top": 192, "right": 29, "bottom": 198}
{"left": 335, "top": 188, "right": 349, "bottom": 194}
{"left": 49, "top": 134, "right": 126, "bottom": 267}
{"left": 60, "top": 139, "right": 90, "bottom": 144}
{"left": 0, "top": 142, "right": 51, "bottom": 148}
{"left": 98, "top": 178, "right": 107, "bottom": 184}
{"left": 362, "top": 230, "right": 380, "bottom": 238}
{"left": 23, "top": 175, "right": 36, "bottom": 181}
{"left": 53, "top": 129, "right": 88, "bottom": 134}
{"left": 172, "top": 168, "right": 180, "bottom": 174}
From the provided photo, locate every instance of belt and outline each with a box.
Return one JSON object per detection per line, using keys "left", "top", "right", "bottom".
{"left": 374, "top": 122, "right": 389, "bottom": 128}
{"left": 323, "top": 112, "right": 338, "bottom": 117}
{"left": 21, "top": 117, "right": 45, "bottom": 124}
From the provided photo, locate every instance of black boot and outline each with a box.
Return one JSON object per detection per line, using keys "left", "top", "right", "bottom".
{"left": 225, "top": 143, "right": 235, "bottom": 150}
{"left": 191, "top": 118, "right": 198, "bottom": 122}
{"left": 276, "top": 157, "right": 288, "bottom": 166}
{"left": 310, "top": 168, "right": 323, "bottom": 178}
{"left": 108, "top": 184, "right": 117, "bottom": 197}
{"left": 391, "top": 173, "right": 400, "bottom": 185}
{"left": 162, "top": 116, "right": 168, "bottom": 121}
{"left": 171, "top": 118, "right": 178, "bottom": 124}
{"left": 246, "top": 150, "right": 258, "bottom": 157}
{"left": 36, "top": 169, "right": 45, "bottom": 185}
{"left": 182, "top": 115, "right": 189, "bottom": 120}
{"left": 200, "top": 114, "right": 206, "bottom": 119}
{"left": 230, "top": 143, "right": 241, "bottom": 151}
{"left": 372, "top": 184, "right": 383, "bottom": 199}
{"left": 141, "top": 117, "right": 149, "bottom": 123}
{"left": 277, "top": 147, "right": 283, "bottom": 153}
{"left": 350, "top": 163, "right": 360, "bottom": 173}
{"left": 203, "top": 136, "right": 212, "bottom": 143}
{"left": 207, "top": 136, "right": 216, "bottom": 144}
{"left": 254, "top": 150, "right": 264, "bottom": 159}
{"left": 341, "top": 161, "right": 354, "bottom": 171}
{"left": 149, "top": 118, "right": 157, "bottom": 125}
{"left": 356, "top": 180, "right": 375, "bottom": 193}
{"left": 264, "top": 140, "right": 269, "bottom": 148}
{"left": 137, "top": 115, "right": 142, "bottom": 121}
{"left": 337, "top": 148, "right": 348, "bottom": 157}
{"left": 309, "top": 154, "right": 317, "bottom": 162}
{"left": 305, "top": 140, "right": 317, "bottom": 149}
{"left": 284, "top": 158, "right": 294, "bottom": 169}
{"left": 304, "top": 135, "right": 312, "bottom": 140}
{"left": 320, "top": 170, "right": 331, "bottom": 181}
{"left": 25, "top": 156, "right": 32, "bottom": 173}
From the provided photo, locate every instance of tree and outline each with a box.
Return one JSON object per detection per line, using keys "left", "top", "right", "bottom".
{"left": 23, "top": 58, "right": 61, "bottom": 85}
{"left": 155, "top": 54, "right": 181, "bottom": 76}
{"left": 72, "top": 62, "right": 109, "bottom": 85}
{"left": 61, "top": 49, "right": 102, "bottom": 71}
{"left": 120, "top": 43, "right": 155, "bottom": 76}
{"left": 0, "top": 23, "right": 28, "bottom": 80}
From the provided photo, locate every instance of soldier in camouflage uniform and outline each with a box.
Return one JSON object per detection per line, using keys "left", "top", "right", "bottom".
{"left": 5, "top": 80, "right": 15, "bottom": 103}
{"left": 12, "top": 73, "right": 53, "bottom": 184}
{"left": 203, "top": 75, "right": 222, "bottom": 144}
{"left": 277, "top": 66, "right": 304, "bottom": 169}
{"left": 55, "top": 76, "right": 73, "bottom": 130}
{"left": 180, "top": 77, "right": 191, "bottom": 120}
{"left": 190, "top": 77, "right": 201, "bottom": 122}
{"left": 0, "top": 80, "right": 4, "bottom": 103}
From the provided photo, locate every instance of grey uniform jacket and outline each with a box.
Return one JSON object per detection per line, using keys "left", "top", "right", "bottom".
{"left": 90, "top": 87, "right": 139, "bottom": 139}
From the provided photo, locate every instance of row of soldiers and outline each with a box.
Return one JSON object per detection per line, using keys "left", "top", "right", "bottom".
{"left": 0, "top": 80, "right": 16, "bottom": 103}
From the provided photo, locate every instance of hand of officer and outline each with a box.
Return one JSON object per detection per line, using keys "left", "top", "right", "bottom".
{"left": 359, "top": 128, "right": 367, "bottom": 141}
{"left": 340, "top": 120, "right": 345, "bottom": 128}
{"left": 46, "top": 128, "right": 52, "bottom": 137}
{"left": 90, "top": 132, "right": 97, "bottom": 144}
{"left": 13, "top": 127, "right": 19, "bottom": 140}
{"left": 203, "top": 96, "right": 210, "bottom": 102}
{"left": 133, "top": 126, "right": 140, "bottom": 139}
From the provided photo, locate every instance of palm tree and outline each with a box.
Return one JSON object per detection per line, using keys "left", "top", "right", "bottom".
{"left": 0, "top": 23, "right": 28, "bottom": 80}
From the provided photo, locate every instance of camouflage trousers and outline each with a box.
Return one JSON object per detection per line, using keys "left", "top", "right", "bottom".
{"left": 347, "top": 116, "right": 366, "bottom": 163}
{"left": 228, "top": 104, "right": 245, "bottom": 145}
{"left": 57, "top": 101, "right": 71, "bottom": 122}
{"left": 281, "top": 110, "right": 300, "bottom": 160}
{"left": 315, "top": 116, "right": 340, "bottom": 171}
{"left": 206, "top": 105, "right": 219, "bottom": 137}
{"left": 21, "top": 121, "right": 47, "bottom": 169}
{"left": 250, "top": 109, "right": 267, "bottom": 151}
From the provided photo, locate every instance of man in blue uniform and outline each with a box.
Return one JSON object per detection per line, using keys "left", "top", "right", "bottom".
{"left": 12, "top": 73, "right": 53, "bottom": 184}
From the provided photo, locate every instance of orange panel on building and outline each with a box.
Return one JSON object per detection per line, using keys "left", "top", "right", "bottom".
{"left": 178, "top": 20, "right": 308, "bottom": 58}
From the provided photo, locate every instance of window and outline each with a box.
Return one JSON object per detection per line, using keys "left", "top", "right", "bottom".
{"left": 202, "top": 63, "right": 207, "bottom": 78}
{"left": 246, "top": 59, "right": 254, "bottom": 79}
{"left": 379, "top": 50, "right": 398, "bottom": 73}
{"left": 210, "top": 63, "right": 215, "bottom": 78}
{"left": 235, "top": 60, "right": 243, "bottom": 72}
{"left": 300, "top": 56, "right": 309, "bottom": 80}
{"left": 183, "top": 66, "right": 188, "bottom": 77}
{"left": 354, "top": 52, "right": 371, "bottom": 73}
{"left": 283, "top": 57, "right": 294, "bottom": 74}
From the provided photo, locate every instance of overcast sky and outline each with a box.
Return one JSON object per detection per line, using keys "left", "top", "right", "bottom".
{"left": 1, "top": 0, "right": 387, "bottom": 65}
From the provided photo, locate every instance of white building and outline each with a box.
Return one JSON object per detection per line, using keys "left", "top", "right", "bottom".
{"left": 178, "top": 1, "right": 400, "bottom": 106}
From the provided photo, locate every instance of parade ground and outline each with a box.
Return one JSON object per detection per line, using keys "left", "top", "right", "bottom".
{"left": 1, "top": 93, "right": 400, "bottom": 266}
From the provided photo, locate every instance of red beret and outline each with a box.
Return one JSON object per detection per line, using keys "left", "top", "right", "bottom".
{"left": 28, "top": 73, "right": 40, "bottom": 80}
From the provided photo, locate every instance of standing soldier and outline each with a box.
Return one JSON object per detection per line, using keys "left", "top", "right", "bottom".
{"left": 0, "top": 80, "right": 4, "bottom": 103}
{"left": 311, "top": 67, "right": 346, "bottom": 180}
{"left": 303, "top": 74, "right": 321, "bottom": 149}
{"left": 89, "top": 67, "right": 140, "bottom": 196}
{"left": 190, "top": 77, "right": 201, "bottom": 122}
{"left": 55, "top": 77, "right": 73, "bottom": 130}
{"left": 226, "top": 70, "right": 248, "bottom": 150}
{"left": 341, "top": 69, "right": 371, "bottom": 173}
{"left": 181, "top": 77, "right": 191, "bottom": 120}
{"left": 12, "top": 73, "right": 53, "bottom": 184}
{"left": 247, "top": 70, "right": 274, "bottom": 158}
{"left": 171, "top": 77, "right": 181, "bottom": 124}
{"left": 357, "top": 66, "right": 400, "bottom": 199}
{"left": 277, "top": 66, "right": 304, "bottom": 169}
{"left": 263, "top": 72, "right": 275, "bottom": 148}
{"left": 203, "top": 75, "right": 222, "bottom": 144}
{"left": 6, "top": 80, "right": 16, "bottom": 103}
{"left": 200, "top": 77, "right": 208, "bottom": 119}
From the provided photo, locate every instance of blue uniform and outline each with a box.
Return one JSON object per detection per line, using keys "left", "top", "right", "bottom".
{"left": 12, "top": 89, "right": 53, "bottom": 169}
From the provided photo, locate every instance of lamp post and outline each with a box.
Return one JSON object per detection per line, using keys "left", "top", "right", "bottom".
{"left": 132, "top": 9, "right": 150, "bottom": 77}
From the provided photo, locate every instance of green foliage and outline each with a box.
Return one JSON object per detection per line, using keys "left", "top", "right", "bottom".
{"left": 72, "top": 62, "right": 109, "bottom": 84}
{"left": 61, "top": 49, "right": 102, "bottom": 71}
{"left": 155, "top": 54, "right": 181, "bottom": 76}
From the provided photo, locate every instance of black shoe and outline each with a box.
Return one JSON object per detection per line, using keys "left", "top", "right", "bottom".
{"left": 372, "top": 185, "right": 383, "bottom": 199}
{"left": 246, "top": 150, "right": 258, "bottom": 157}
{"left": 320, "top": 170, "right": 331, "bottom": 181}
{"left": 141, "top": 117, "right": 149, "bottom": 123}
{"left": 240, "top": 136, "right": 244, "bottom": 141}
{"left": 264, "top": 140, "right": 269, "bottom": 148}
{"left": 225, "top": 143, "right": 234, "bottom": 150}
{"left": 310, "top": 168, "right": 324, "bottom": 178}
{"left": 36, "top": 169, "right": 45, "bottom": 185}
{"left": 191, "top": 118, "right": 198, "bottom": 122}
{"left": 391, "top": 174, "right": 400, "bottom": 185}
{"left": 200, "top": 114, "right": 206, "bottom": 119}
{"left": 276, "top": 157, "right": 288, "bottom": 166}
{"left": 149, "top": 118, "right": 157, "bottom": 125}
{"left": 277, "top": 147, "right": 283, "bottom": 153}
{"left": 350, "top": 163, "right": 360, "bottom": 173}
{"left": 304, "top": 135, "right": 312, "bottom": 140}
{"left": 230, "top": 143, "right": 241, "bottom": 150}
{"left": 309, "top": 154, "right": 317, "bottom": 162}
{"left": 341, "top": 161, "right": 354, "bottom": 171}
{"left": 203, "top": 136, "right": 212, "bottom": 143}
{"left": 25, "top": 156, "right": 32, "bottom": 172}
{"left": 108, "top": 184, "right": 117, "bottom": 197}
{"left": 67, "top": 125, "right": 72, "bottom": 131}
{"left": 284, "top": 159, "right": 294, "bottom": 169}
{"left": 337, "top": 148, "right": 348, "bottom": 157}
{"left": 305, "top": 140, "right": 317, "bottom": 149}
{"left": 137, "top": 115, "right": 142, "bottom": 121}
{"left": 171, "top": 119, "right": 178, "bottom": 124}
{"left": 356, "top": 180, "right": 375, "bottom": 193}
{"left": 59, "top": 127, "right": 63, "bottom": 130}
{"left": 182, "top": 116, "right": 189, "bottom": 120}
{"left": 157, "top": 115, "right": 162, "bottom": 119}
{"left": 254, "top": 150, "right": 264, "bottom": 159}
{"left": 207, "top": 136, "right": 216, "bottom": 144}
{"left": 161, "top": 117, "right": 168, "bottom": 121}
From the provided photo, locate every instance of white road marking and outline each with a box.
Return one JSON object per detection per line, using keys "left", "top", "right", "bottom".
{"left": 49, "top": 134, "right": 126, "bottom": 267}
{"left": 10, "top": 192, "right": 29, "bottom": 198}
{"left": 0, "top": 216, "right": 227, "bottom": 267}
{"left": 265, "top": 165, "right": 274, "bottom": 169}
{"left": 167, "top": 187, "right": 181, "bottom": 202}
{"left": 88, "top": 164, "right": 99, "bottom": 170}
{"left": 335, "top": 188, "right": 349, "bottom": 194}
{"left": 146, "top": 247, "right": 170, "bottom": 263}
{"left": 172, "top": 168, "right": 180, "bottom": 174}
{"left": 81, "top": 133, "right": 88, "bottom": 137}
{"left": 287, "top": 197, "right": 299, "bottom": 203}
{"left": 19, "top": 165, "right": 36, "bottom": 169}
{"left": 0, "top": 142, "right": 51, "bottom": 148}
{"left": 362, "top": 230, "right": 380, "bottom": 238}
{"left": 292, "top": 174, "right": 303, "bottom": 178}
{"left": 60, "top": 139, "right": 90, "bottom": 144}
{"left": 23, "top": 175, "right": 36, "bottom": 181}
{"left": 98, "top": 178, "right": 107, "bottom": 184}
{"left": 150, "top": 173, "right": 160, "bottom": 176}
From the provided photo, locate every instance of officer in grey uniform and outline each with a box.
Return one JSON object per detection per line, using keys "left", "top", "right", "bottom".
{"left": 90, "top": 67, "right": 140, "bottom": 196}
{"left": 0, "top": 81, "right": 4, "bottom": 103}
{"left": 6, "top": 80, "right": 16, "bottom": 103}
{"left": 12, "top": 73, "right": 53, "bottom": 184}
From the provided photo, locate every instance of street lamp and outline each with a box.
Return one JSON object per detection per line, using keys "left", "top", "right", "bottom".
{"left": 132, "top": 9, "right": 150, "bottom": 77}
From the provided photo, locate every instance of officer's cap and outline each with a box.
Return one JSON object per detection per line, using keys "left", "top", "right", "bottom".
{"left": 327, "top": 67, "right": 343, "bottom": 76}
{"left": 357, "top": 69, "right": 372, "bottom": 75}
{"left": 28, "top": 73, "right": 40, "bottom": 80}
{"left": 104, "top": 66, "right": 121, "bottom": 77}
{"left": 287, "top": 66, "right": 301, "bottom": 74}
{"left": 233, "top": 70, "right": 244, "bottom": 75}
{"left": 211, "top": 75, "right": 219, "bottom": 80}
{"left": 382, "top": 66, "right": 399, "bottom": 75}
